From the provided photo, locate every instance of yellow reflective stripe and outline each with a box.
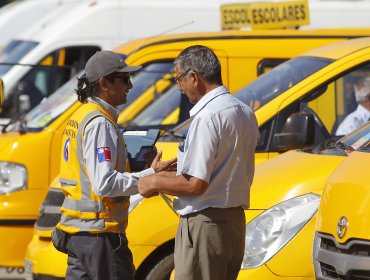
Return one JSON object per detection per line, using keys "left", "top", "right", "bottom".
{"left": 61, "top": 207, "right": 114, "bottom": 219}
{"left": 57, "top": 224, "right": 80, "bottom": 234}
{"left": 57, "top": 221, "right": 124, "bottom": 234}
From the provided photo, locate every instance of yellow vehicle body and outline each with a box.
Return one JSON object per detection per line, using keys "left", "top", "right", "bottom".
{"left": 22, "top": 33, "right": 370, "bottom": 280}
{"left": 0, "top": 42, "right": 171, "bottom": 278}
{"left": 313, "top": 122, "right": 370, "bottom": 279}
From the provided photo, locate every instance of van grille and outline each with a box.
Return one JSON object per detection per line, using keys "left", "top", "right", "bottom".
{"left": 321, "top": 264, "right": 370, "bottom": 280}
{"left": 321, "top": 237, "right": 370, "bottom": 257}
{"left": 314, "top": 233, "right": 370, "bottom": 280}
{"left": 35, "top": 188, "right": 64, "bottom": 230}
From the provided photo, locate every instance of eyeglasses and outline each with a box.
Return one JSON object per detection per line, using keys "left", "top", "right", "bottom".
{"left": 175, "top": 69, "right": 191, "bottom": 85}
{"left": 110, "top": 75, "right": 131, "bottom": 84}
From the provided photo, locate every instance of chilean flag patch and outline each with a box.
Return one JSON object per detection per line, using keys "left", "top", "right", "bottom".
{"left": 97, "top": 147, "right": 112, "bottom": 162}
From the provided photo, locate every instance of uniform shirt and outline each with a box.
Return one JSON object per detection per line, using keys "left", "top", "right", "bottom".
{"left": 174, "top": 86, "right": 260, "bottom": 216}
{"left": 83, "top": 97, "right": 154, "bottom": 198}
{"left": 336, "top": 104, "right": 370, "bottom": 136}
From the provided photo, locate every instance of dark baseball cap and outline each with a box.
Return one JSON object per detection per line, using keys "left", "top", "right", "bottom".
{"left": 85, "top": 50, "right": 142, "bottom": 83}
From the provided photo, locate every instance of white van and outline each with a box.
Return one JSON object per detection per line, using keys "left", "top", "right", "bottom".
{"left": 0, "top": 0, "right": 76, "bottom": 49}
{"left": 0, "top": 0, "right": 242, "bottom": 118}
{"left": 308, "top": 0, "right": 370, "bottom": 29}
{"left": 2, "top": 0, "right": 370, "bottom": 119}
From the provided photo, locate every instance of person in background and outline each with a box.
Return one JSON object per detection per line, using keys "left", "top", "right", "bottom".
{"left": 138, "top": 45, "right": 260, "bottom": 280}
{"left": 336, "top": 76, "right": 370, "bottom": 136}
{"left": 53, "top": 50, "right": 175, "bottom": 280}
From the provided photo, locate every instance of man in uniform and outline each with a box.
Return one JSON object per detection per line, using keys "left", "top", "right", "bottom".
{"left": 54, "top": 50, "right": 175, "bottom": 280}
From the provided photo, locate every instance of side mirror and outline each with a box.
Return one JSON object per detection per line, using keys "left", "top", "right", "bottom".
{"left": 0, "top": 79, "right": 4, "bottom": 111}
{"left": 275, "top": 112, "right": 315, "bottom": 152}
{"left": 19, "top": 94, "right": 31, "bottom": 115}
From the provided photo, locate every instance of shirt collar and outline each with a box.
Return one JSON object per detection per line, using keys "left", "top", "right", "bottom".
{"left": 89, "top": 96, "right": 119, "bottom": 121}
{"left": 189, "top": 85, "right": 229, "bottom": 117}
{"left": 357, "top": 104, "right": 370, "bottom": 120}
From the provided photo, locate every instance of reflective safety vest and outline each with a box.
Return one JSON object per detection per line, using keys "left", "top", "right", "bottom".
{"left": 57, "top": 102, "right": 130, "bottom": 234}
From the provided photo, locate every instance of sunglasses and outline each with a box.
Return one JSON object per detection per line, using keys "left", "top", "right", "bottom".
{"left": 109, "top": 75, "right": 131, "bottom": 84}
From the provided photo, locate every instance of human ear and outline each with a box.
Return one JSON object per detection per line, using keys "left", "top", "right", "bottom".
{"left": 99, "top": 77, "right": 109, "bottom": 92}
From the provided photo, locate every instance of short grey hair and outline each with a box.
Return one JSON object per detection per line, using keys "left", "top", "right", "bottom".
{"left": 174, "top": 45, "right": 222, "bottom": 85}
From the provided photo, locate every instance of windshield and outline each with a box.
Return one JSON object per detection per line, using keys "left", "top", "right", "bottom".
{"left": 15, "top": 76, "right": 77, "bottom": 132}
{"left": 235, "top": 57, "right": 332, "bottom": 111}
{"left": 5, "top": 62, "right": 175, "bottom": 132}
{"left": 116, "top": 62, "right": 174, "bottom": 112}
{"left": 339, "top": 121, "right": 370, "bottom": 152}
{"left": 130, "top": 85, "right": 181, "bottom": 127}
{"left": 0, "top": 40, "right": 38, "bottom": 76}
{"left": 158, "top": 117, "right": 193, "bottom": 142}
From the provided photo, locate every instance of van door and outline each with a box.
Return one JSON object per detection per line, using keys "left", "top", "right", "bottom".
{"left": 268, "top": 61, "right": 370, "bottom": 156}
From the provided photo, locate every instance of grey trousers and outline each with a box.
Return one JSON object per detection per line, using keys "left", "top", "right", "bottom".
{"left": 174, "top": 207, "right": 246, "bottom": 280}
{"left": 65, "top": 232, "right": 135, "bottom": 280}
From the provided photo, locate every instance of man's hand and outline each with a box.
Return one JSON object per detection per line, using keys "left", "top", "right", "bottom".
{"left": 138, "top": 175, "right": 158, "bottom": 198}
{"left": 143, "top": 147, "right": 157, "bottom": 167}
{"left": 150, "top": 150, "right": 177, "bottom": 173}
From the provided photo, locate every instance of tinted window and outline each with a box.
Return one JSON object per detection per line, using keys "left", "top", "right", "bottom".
{"left": 117, "top": 62, "right": 174, "bottom": 112}
{"left": 130, "top": 86, "right": 182, "bottom": 127}
{"left": 5, "top": 62, "right": 175, "bottom": 132}
{"left": 235, "top": 57, "right": 332, "bottom": 111}
{"left": 304, "top": 62, "right": 370, "bottom": 136}
{"left": 5, "top": 75, "right": 77, "bottom": 132}
{"left": 0, "top": 40, "right": 38, "bottom": 75}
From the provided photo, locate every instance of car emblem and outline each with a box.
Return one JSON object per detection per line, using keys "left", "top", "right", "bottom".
{"left": 337, "top": 216, "right": 348, "bottom": 239}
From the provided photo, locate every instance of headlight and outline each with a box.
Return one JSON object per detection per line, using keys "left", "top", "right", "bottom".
{"left": 0, "top": 161, "right": 27, "bottom": 194}
{"left": 241, "top": 193, "right": 320, "bottom": 269}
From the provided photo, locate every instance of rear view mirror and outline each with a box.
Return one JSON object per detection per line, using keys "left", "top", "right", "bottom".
{"left": 275, "top": 112, "right": 315, "bottom": 152}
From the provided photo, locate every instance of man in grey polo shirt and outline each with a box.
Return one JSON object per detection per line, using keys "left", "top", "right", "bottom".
{"left": 138, "top": 45, "right": 259, "bottom": 280}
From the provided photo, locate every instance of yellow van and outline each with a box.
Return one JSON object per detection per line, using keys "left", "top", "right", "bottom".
{"left": 168, "top": 37, "right": 370, "bottom": 280}
{"left": 313, "top": 122, "right": 370, "bottom": 279}
{"left": 25, "top": 35, "right": 370, "bottom": 280}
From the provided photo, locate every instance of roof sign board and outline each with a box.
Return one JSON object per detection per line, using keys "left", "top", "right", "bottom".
{"left": 220, "top": 0, "right": 310, "bottom": 30}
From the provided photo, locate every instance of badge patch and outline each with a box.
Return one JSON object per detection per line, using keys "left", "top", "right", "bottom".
{"left": 97, "top": 147, "right": 112, "bottom": 162}
{"left": 63, "top": 138, "right": 70, "bottom": 162}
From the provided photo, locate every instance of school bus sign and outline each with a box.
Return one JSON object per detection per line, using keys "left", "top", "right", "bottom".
{"left": 221, "top": 0, "right": 310, "bottom": 30}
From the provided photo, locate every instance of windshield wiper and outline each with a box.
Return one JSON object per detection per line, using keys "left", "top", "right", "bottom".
{"left": 159, "top": 128, "right": 186, "bottom": 140}
{"left": 1, "top": 118, "right": 27, "bottom": 134}
{"left": 336, "top": 141, "right": 355, "bottom": 152}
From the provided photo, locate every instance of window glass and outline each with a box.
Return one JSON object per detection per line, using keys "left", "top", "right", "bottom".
{"left": 0, "top": 40, "right": 38, "bottom": 75}
{"left": 159, "top": 117, "right": 192, "bottom": 141}
{"left": 5, "top": 62, "right": 175, "bottom": 132}
{"left": 130, "top": 85, "right": 181, "bottom": 127}
{"left": 5, "top": 75, "right": 78, "bottom": 132}
{"left": 306, "top": 62, "right": 370, "bottom": 136}
{"left": 235, "top": 57, "right": 332, "bottom": 111}
{"left": 117, "top": 62, "right": 174, "bottom": 113}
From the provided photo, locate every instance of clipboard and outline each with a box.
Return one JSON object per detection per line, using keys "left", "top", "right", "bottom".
{"left": 123, "top": 129, "right": 160, "bottom": 171}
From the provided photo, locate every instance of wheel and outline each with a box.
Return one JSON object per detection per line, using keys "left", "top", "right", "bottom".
{"left": 145, "top": 253, "right": 174, "bottom": 280}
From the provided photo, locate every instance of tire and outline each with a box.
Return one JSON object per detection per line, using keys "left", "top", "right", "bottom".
{"left": 145, "top": 253, "right": 174, "bottom": 280}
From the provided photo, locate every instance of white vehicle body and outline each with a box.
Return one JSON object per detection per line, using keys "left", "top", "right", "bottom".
{"left": 307, "top": 0, "right": 370, "bottom": 29}
{"left": 0, "top": 0, "right": 240, "bottom": 117}
{"left": 0, "top": 0, "right": 77, "bottom": 48}
{"left": 0, "top": 0, "right": 369, "bottom": 118}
